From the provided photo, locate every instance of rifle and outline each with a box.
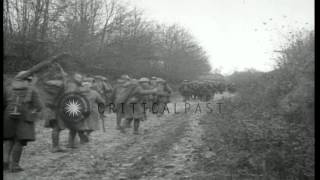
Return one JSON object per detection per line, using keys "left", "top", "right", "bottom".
{"left": 24, "top": 76, "right": 39, "bottom": 103}
{"left": 98, "top": 103, "right": 106, "bottom": 132}
{"left": 15, "top": 52, "right": 70, "bottom": 80}
{"left": 101, "top": 113, "right": 106, "bottom": 132}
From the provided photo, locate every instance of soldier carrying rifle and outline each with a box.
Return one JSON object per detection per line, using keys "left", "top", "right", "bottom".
{"left": 3, "top": 53, "right": 69, "bottom": 172}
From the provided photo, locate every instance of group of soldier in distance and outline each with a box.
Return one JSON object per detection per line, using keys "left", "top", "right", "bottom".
{"left": 3, "top": 53, "right": 234, "bottom": 172}
{"left": 179, "top": 79, "right": 235, "bottom": 102}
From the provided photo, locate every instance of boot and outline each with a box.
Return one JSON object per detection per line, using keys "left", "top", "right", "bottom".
{"left": 142, "top": 113, "right": 147, "bottom": 121}
{"left": 51, "top": 129, "right": 65, "bottom": 152}
{"left": 120, "top": 127, "right": 126, "bottom": 134}
{"left": 133, "top": 119, "right": 140, "bottom": 135}
{"left": 78, "top": 131, "right": 89, "bottom": 144}
{"left": 125, "top": 118, "right": 133, "bottom": 128}
{"left": 3, "top": 140, "right": 14, "bottom": 170}
{"left": 9, "top": 141, "right": 24, "bottom": 172}
{"left": 3, "top": 162, "right": 9, "bottom": 171}
{"left": 67, "top": 130, "right": 77, "bottom": 148}
{"left": 116, "top": 114, "right": 122, "bottom": 130}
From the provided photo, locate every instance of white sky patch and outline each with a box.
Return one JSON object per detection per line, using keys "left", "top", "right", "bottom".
{"left": 127, "top": 0, "right": 314, "bottom": 74}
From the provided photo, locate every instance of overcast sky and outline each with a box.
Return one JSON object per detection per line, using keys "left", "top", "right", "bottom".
{"left": 127, "top": 0, "right": 314, "bottom": 75}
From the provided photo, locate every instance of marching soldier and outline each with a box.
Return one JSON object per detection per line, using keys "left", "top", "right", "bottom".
{"left": 122, "top": 81, "right": 159, "bottom": 134}
{"left": 110, "top": 75, "right": 132, "bottom": 130}
{"left": 67, "top": 82, "right": 105, "bottom": 148}
{"left": 138, "top": 77, "right": 152, "bottom": 120}
{"left": 111, "top": 75, "right": 159, "bottom": 134}
{"left": 92, "top": 75, "right": 113, "bottom": 103}
{"left": 179, "top": 80, "right": 191, "bottom": 102}
{"left": 3, "top": 53, "right": 67, "bottom": 169}
{"left": 153, "top": 78, "right": 172, "bottom": 116}
{"left": 43, "top": 63, "right": 85, "bottom": 152}
{"left": 3, "top": 72, "right": 42, "bottom": 172}
{"left": 150, "top": 76, "right": 158, "bottom": 87}
{"left": 123, "top": 77, "right": 151, "bottom": 129}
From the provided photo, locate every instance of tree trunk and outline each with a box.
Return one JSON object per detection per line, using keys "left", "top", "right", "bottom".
{"left": 32, "top": 0, "right": 42, "bottom": 39}
{"left": 41, "top": 0, "right": 50, "bottom": 40}
{"left": 22, "top": 0, "right": 28, "bottom": 58}
{"left": 99, "top": 0, "right": 116, "bottom": 52}
{"left": 5, "top": 0, "right": 13, "bottom": 37}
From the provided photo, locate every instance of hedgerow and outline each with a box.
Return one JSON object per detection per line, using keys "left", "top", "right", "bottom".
{"left": 199, "top": 30, "right": 314, "bottom": 179}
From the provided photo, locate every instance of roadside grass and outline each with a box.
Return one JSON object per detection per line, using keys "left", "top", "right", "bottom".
{"left": 195, "top": 89, "right": 313, "bottom": 180}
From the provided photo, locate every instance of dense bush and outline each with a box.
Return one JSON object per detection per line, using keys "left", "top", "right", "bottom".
{"left": 202, "top": 31, "right": 314, "bottom": 179}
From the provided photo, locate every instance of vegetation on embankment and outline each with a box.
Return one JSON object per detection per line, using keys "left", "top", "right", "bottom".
{"left": 197, "top": 30, "right": 314, "bottom": 179}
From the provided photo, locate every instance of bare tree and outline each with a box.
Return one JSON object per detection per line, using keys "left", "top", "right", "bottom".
{"left": 4, "top": 0, "right": 212, "bottom": 80}
{"left": 99, "top": 0, "right": 117, "bottom": 52}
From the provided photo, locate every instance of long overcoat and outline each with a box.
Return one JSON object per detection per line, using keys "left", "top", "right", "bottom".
{"left": 42, "top": 78, "right": 81, "bottom": 130}
{"left": 4, "top": 80, "right": 42, "bottom": 141}
{"left": 77, "top": 88, "right": 105, "bottom": 131}
{"left": 112, "top": 82, "right": 158, "bottom": 120}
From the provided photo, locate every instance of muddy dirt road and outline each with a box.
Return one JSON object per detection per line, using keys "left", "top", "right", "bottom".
{"left": 4, "top": 95, "right": 228, "bottom": 180}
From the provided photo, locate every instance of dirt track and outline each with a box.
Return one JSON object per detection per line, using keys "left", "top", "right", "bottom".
{"left": 4, "top": 95, "right": 227, "bottom": 180}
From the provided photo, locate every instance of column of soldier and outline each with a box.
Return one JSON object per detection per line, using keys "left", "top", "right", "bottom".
{"left": 178, "top": 80, "right": 235, "bottom": 102}
{"left": 3, "top": 61, "right": 172, "bottom": 172}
